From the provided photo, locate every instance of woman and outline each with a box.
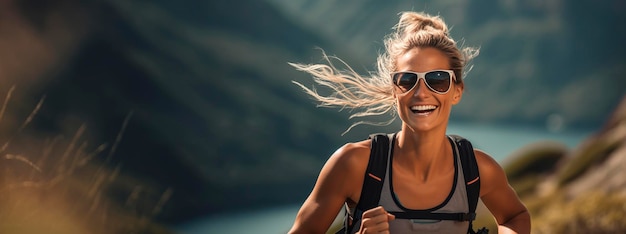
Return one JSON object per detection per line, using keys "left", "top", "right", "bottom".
{"left": 288, "top": 11, "right": 530, "bottom": 234}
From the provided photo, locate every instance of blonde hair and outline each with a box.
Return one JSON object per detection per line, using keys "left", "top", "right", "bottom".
{"left": 290, "top": 11, "right": 479, "bottom": 134}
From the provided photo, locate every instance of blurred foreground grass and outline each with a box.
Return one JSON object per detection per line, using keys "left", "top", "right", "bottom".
{"left": 0, "top": 87, "right": 174, "bottom": 234}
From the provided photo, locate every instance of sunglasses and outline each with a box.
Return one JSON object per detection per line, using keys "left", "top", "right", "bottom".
{"left": 391, "top": 70, "right": 456, "bottom": 94}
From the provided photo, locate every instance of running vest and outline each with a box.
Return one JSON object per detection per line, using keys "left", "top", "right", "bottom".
{"left": 338, "top": 133, "right": 485, "bottom": 234}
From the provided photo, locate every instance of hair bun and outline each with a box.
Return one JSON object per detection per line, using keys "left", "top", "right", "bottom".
{"left": 396, "top": 12, "right": 449, "bottom": 36}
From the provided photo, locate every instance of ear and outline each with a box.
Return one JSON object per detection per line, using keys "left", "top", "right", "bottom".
{"left": 451, "top": 84, "right": 463, "bottom": 105}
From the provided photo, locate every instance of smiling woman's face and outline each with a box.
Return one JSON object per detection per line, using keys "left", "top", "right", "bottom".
{"left": 394, "top": 46, "right": 463, "bottom": 133}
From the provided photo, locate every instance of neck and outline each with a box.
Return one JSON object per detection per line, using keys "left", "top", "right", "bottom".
{"left": 394, "top": 126, "right": 450, "bottom": 181}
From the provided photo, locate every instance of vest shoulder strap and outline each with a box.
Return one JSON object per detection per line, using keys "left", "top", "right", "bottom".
{"left": 448, "top": 134, "right": 482, "bottom": 233}
{"left": 356, "top": 133, "right": 392, "bottom": 211}
{"left": 448, "top": 134, "right": 481, "bottom": 216}
{"left": 339, "top": 133, "right": 391, "bottom": 234}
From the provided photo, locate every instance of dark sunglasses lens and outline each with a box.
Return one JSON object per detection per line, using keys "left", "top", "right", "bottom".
{"left": 393, "top": 73, "right": 417, "bottom": 92}
{"left": 425, "top": 71, "right": 451, "bottom": 93}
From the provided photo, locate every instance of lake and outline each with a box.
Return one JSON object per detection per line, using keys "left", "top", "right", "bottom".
{"left": 176, "top": 122, "right": 594, "bottom": 234}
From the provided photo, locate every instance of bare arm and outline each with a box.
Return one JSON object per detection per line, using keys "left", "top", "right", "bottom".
{"left": 289, "top": 142, "right": 370, "bottom": 234}
{"left": 475, "top": 150, "right": 531, "bottom": 234}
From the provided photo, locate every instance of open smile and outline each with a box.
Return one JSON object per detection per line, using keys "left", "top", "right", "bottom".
{"left": 410, "top": 105, "right": 437, "bottom": 115}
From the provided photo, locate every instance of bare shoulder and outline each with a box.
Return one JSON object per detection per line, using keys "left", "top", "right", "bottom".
{"left": 335, "top": 139, "right": 371, "bottom": 158}
{"left": 473, "top": 149, "right": 508, "bottom": 196}
{"left": 473, "top": 149, "right": 503, "bottom": 172}
{"left": 326, "top": 139, "right": 371, "bottom": 203}
{"left": 328, "top": 139, "right": 371, "bottom": 174}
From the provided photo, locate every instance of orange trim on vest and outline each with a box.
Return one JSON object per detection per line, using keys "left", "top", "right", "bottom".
{"left": 467, "top": 176, "right": 479, "bottom": 185}
{"left": 368, "top": 173, "right": 382, "bottom": 182}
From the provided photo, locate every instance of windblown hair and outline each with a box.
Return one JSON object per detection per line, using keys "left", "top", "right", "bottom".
{"left": 290, "top": 11, "right": 479, "bottom": 134}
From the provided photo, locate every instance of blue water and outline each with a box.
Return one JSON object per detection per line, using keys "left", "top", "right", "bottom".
{"left": 176, "top": 123, "right": 594, "bottom": 234}
{"left": 446, "top": 122, "right": 592, "bottom": 162}
{"left": 179, "top": 205, "right": 301, "bottom": 234}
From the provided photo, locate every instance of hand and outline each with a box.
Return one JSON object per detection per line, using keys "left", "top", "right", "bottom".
{"left": 358, "top": 206, "right": 395, "bottom": 234}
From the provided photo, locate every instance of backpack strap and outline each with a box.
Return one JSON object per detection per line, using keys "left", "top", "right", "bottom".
{"left": 448, "top": 135, "right": 482, "bottom": 233}
{"left": 356, "top": 133, "right": 392, "bottom": 211}
{"left": 338, "top": 133, "right": 392, "bottom": 234}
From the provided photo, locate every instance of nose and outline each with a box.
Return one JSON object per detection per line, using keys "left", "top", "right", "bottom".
{"left": 412, "top": 79, "right": 429, "bottom": 98}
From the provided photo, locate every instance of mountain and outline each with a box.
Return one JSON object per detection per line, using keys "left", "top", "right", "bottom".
{"left": 2, "top": 0, "right": 625, "bottom": 232}
{"left": 1, "top": 0, "right": 378, "bottom": 227}
{"left": 265, "top": 0, "right": 626, "bottom": 130}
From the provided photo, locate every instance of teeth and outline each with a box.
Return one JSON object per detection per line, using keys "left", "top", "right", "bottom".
{"left": 410, "top": 105, "right": 436, "bottom": 111}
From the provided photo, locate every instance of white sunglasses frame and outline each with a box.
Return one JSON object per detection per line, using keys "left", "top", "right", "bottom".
{"left": 391, "top": 70, "right": 457, "bottom": 95}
